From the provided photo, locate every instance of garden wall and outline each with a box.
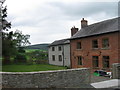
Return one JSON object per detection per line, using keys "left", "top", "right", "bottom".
{"left": 2, "top": 68, "right": 90, "bottom": 88}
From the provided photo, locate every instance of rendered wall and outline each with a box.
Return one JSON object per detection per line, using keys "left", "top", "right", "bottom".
{"left": 48, "top": 44, "right": 70, "bottom": 67}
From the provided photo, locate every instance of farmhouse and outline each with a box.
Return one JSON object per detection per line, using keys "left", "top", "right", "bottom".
{"left": 70, "top": 17, "right": 120, "bottom": 71}
{"left": 48, "top": 39, "right": 70, "bottom": 67}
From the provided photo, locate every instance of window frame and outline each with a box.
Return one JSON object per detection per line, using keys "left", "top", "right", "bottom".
{"left": 58, "top": 46, "right": 62, "bottom": 51}
{"left": 76, "top": 42, "right": 82, "bottom": 50}
{"left": 102, "top": 56, "right": 110, "bottom": 68}
{"left": 92, "top": 56, "right": 99, "bottom": 68}
{"left": 92, "top": 39, "right": 98, "bottom": 49}
{"left": 77, "top": 56, "right": 83, "bottom": 65}
{"left": 58, "top": 55, "right": 62, "bottom": 61}
{"left": 52, "top": 47, "right": 55, "bottom": 51}
{"left": 52, "top": 55, "right": 55, "bottom": 61}
{"left": 102, "top": 38, "right": 109, "bottom": 49}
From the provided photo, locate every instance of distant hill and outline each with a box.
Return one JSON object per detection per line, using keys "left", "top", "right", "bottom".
{"left": 25, "top": 44, "right": 50, "bottom": 51}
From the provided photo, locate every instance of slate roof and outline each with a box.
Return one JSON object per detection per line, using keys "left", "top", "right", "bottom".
{"left": 70, "top": 17, "right": 120, "bottom": 40}
{"left": 49, "top": 39, "right": 70, "bottom": 46}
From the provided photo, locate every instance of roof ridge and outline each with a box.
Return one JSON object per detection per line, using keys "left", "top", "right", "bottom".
{"left": 70, "top": 17, "right": 119, "bottom": 40}
{"left": 89, "top": 17, "right": 119, "bottom": 26}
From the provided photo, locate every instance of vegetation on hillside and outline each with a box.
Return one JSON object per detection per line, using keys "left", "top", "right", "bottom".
{"left": 25, "top": 44, "right": 49, "bottom": 51}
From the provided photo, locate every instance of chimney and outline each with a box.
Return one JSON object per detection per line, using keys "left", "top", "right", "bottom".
{"left": 81, "top": 18, "right": 88, "bottom": 28}
{"left": 71, "top": 26, "right": 78, "bottom": 36}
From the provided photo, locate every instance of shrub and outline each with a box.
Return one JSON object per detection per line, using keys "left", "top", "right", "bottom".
{"left": 14, "top": 53, "right": 27, "bottom": 63}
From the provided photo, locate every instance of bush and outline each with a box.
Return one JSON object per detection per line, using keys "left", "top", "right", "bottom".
{"left": 27, "top": 59, "right": 33, "bottom": 65}
{"left": 65, "top": 66, "right": 70, "bottom": 69}
{"left": 14, "top": 53, "right": 27, "bottom": 63}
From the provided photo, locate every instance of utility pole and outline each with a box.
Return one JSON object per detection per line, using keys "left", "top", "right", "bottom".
{"left": 0, "top": 0, "right": 6, "bottom": 30}
{"left": 0, "top": 0, "right": 5, "bottom": 69}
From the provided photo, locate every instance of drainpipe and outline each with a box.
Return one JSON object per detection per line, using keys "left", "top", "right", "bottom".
{"left": 62, "top": 45, "right": 64, "bottom": 66}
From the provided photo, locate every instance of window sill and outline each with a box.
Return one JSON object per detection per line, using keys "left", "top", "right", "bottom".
{"left": 76, "top": 49, "right": 83, "bottom": 51}
{"left": 101, "top": 48, "right": 110, "bottom": 50}
{"left": 92, "top": 48, "right": 99, "bottom": 50}
{"left": 102, "top": 68, "right": 110, "bottom": 70}
{"left": 92, "top": 67, "right": 100, "bottom": 69}
{"left": 78, "top": 65, "right": 83, "bottom": 66}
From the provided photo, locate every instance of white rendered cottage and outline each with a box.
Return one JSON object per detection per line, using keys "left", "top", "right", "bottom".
{"left": 48, "top": 39, "right": 70, "bottom": 67}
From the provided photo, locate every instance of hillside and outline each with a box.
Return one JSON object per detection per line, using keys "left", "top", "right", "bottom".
{"left": 25, "top": 44, "right": 50, "bottom": 51}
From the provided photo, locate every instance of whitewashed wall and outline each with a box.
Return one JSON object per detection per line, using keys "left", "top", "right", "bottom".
{"left": 63, "top": 44, "right": 70, "bottom": 67}
{"left": 48, "top": 45, "right": 63, "bottom": 66}
{"left": 48, "top": 44, "right": 70, "bottom": 67}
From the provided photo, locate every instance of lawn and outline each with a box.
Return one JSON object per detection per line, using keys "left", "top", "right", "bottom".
{"left": 2, "top": 64, "right": 67, "bottom": 72}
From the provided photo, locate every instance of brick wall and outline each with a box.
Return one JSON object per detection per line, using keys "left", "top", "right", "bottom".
{"left": 2, "top": 68, "right": 90, "bottom": 88}
{"left": 70, "top": 32, "right": 119, "bottom": 71}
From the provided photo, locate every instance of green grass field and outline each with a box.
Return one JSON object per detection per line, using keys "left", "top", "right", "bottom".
{"left": 2, "top": 64, "right": 67, "bottom": 72}
{"left": 25, "top": 49, "right": 46, "bottom": 53}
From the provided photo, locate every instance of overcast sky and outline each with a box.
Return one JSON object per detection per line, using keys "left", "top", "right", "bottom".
{"left": 4, "top": 0, "right": 119, "bottom": 45}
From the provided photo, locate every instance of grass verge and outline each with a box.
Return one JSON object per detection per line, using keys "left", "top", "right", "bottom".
{"left": 2, "top": 64, "right": 67, "bottom": 72}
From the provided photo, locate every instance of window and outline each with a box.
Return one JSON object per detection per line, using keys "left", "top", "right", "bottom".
{"left": 92, "top": 56, "right": 99, "bottom": 68}
{"left": 77, "top": 56, "right": 82, "bottom": 65}
{"left": 58, "top": 46, "right": 62, "bottom": 51}
{"left": 103, "top": 56, "right": 109, "bottom": 68}
{"left": 77, "top": 42, "right": 81, "bottom": 49}
{"left": 52, "top": 47, "right": 55, "bottom": 51}
{"left": 52, "top": 55, "right": 55, "bottom": 61}
{"left": 58, "top": 55, "right": 62, "bottom": 61}
{"left": 92, "top": 40, "right": 98, "bottom": 48}
{"left": 102, "top": 38, "right": 109, "bottom": 48}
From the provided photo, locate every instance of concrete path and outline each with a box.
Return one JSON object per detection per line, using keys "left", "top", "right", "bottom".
{"left": 91, "top": 79, "right": 120, "bottom": 88}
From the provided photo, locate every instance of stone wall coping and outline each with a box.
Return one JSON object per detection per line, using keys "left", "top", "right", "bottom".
{"left": 1, "top": 68, "right": 88, "bottom": 74}
{"left": 112, "top": 63, "right": 120, "bottom": 65}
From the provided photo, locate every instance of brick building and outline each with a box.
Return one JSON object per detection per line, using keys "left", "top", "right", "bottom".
{"left": 70, "top": 17, "right": 120, "bottom": 71}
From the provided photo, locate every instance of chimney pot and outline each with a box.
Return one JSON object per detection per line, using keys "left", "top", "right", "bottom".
{"left": 81, "top": 18, "right": 88, "bottom": 28}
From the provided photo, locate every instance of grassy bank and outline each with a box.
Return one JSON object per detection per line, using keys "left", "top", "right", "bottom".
{"left": 2, "top": 64, "right": 67, "bottom": 72}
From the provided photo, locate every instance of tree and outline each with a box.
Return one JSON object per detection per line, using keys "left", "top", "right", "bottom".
{"left": 12, "top": 30, "right": 30, "bottom": 47}
{"left": 2, "top": 30, "right": 30, "bottom": 64}
{"left": 1, "top": 5, "right": 12, "bottom": 64}
{"left": 1, "top": 4, "right": 30, "bottom": 64}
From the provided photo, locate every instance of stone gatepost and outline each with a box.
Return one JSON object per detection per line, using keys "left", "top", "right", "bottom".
{"left": 112, "top": 63, "right": 120, "bottom": 79}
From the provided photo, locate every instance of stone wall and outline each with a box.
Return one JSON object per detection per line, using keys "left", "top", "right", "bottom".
{"left": 2, "top": 68, "right": 90, "bottom": 88}
{"left": 112, "top": 63, "right": 120, "bottom": 79}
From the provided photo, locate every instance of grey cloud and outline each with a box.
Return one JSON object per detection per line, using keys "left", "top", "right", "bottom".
{"left": 8, "top": 1, "right": 118, "bottom": 44}
{"left": 48, "top": 2, "right": 118, "bottom": 20}
{"left": 10, "top": 2, "right": 118, "bottom": 28}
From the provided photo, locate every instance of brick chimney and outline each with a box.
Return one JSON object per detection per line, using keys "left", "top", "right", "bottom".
{"left": 81, "top": 18, "right": 88, "bottom": 28}
{"left": 71, "top": 26, "right": 78, "bottom": 36}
